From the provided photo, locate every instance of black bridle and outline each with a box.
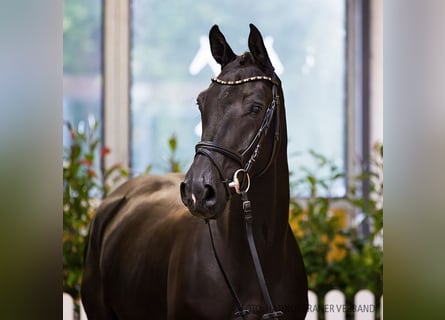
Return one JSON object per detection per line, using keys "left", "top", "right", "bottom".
{"left": 195, "top": 75, "right": 283, "bottom": 320}
{"left": 195, "top": 75, "right": 281, "bottom": 199}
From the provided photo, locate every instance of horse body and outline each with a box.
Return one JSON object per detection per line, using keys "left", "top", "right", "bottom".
{"left": 82, "top": 24, "right": 308, "bottom": 319}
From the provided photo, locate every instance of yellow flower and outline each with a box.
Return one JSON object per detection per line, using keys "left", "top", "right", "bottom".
{"left": 320, "top": 234, "right": 329, "bottom": 244}
{"left": 326, "top": 234, "right": 347, "bottom": 262}
{"left": 289, "top": 209, "right": 305, "bottom": 239}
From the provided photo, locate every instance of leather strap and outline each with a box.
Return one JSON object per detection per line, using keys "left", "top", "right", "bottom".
{"left": 206, "top": 221, "right": 249, "bottom": 319}
{"left": 194, "top": 147, "right": 232, "bottom": 199}
{"left": 202, "top": 75, "right": 283, "bottom": 319}
{"left": 195, "top": 82, "right": 280, "bottom": 181}
{"left": 241, "top": 191, "right": 283, "bottom": 320}
{"left": 205, "top": 191, "right": 284, "bottom": 320}
{"left": 196, "top": 141, "right": 243, "bottom": 167}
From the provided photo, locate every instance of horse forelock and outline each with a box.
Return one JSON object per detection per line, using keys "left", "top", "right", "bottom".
{"left": 239, "top": 52, "right": 253, "bottom": 66}
{"left": 217, "top": 52, "right": 273, "bottom": 81}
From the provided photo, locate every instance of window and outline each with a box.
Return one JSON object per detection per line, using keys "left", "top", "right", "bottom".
{"left": 131, "top": 0, "right": 347, "bottom": 196}
{"left": 63, "top": 0, "right": 103, "bottom": 154}
{"left": 63, "top": 1, "right": 369, "bottom": 198}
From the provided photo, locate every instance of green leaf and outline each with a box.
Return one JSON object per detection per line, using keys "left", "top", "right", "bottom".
{"left": 168, "top": 134, "right": 177, "bottom": 152}
{"left": 119, "top": 168, "right": 129, "bottom": 177}
{"left": 307, "top": 175, "right": 316, "bottom": 186}
{"left": 144, "top": 165, "right": 152, "bottom": 174}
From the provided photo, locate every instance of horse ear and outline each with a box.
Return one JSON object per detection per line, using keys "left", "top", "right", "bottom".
{"left": 209, "top": 25, "right": 236, "bottom": 68}
{"left": 248, "top": 24, "right": 274, "bottom": 74}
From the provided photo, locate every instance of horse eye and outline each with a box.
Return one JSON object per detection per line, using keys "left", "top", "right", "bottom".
{"left": 251, "top": 105, "right": 263, "bottom": 114}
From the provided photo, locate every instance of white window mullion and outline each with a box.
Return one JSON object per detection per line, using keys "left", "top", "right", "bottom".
{"left": 103, "top": 0, "right": 130, "bottom": 170}
{"left": 346, "top": 0, "right": 361, "bottom": 183}
{"left": 370, "top": 0, "right": 383, "bottom": 146}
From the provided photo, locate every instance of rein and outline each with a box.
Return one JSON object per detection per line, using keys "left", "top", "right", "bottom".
{"left": 198, "top": 75, "right": 283, "bottom": 320}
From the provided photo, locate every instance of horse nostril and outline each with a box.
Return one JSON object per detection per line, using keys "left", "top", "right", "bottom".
{"left": 181, "top": 180, "right": 217, "bottom": 213}
{"left": 203, "top": 184, "right": 216, "bottom": 207}
{"left": 180, "top": 182, "right": 189, "bottom": 206}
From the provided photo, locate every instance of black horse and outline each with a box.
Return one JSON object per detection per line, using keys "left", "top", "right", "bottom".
{"left": 81, "top": 24, "right": 308, "bottom": 319}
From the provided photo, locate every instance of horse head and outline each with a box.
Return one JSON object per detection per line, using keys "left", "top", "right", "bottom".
{"left": 181, "top": 24, "right": 282, "bottom": 219}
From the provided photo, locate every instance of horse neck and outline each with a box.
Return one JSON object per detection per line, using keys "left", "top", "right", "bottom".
{"left": 218, "top": 92, "right": 290, "bottom": 249}
{"left": 248, "top": 146, "right": 290, "bottom": 245}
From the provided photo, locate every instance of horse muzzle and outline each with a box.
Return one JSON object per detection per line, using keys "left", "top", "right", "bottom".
{"left": 180, "top": 155, "right": 231, "bottom": 219}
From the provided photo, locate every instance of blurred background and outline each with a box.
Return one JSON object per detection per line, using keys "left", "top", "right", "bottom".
{"left": 63, "top": 1, "right": 383, "bottom": 319}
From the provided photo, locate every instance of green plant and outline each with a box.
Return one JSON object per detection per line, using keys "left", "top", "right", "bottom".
{"left": 167, "top": 134, "right": 182, "bottom": 173}
{"left": 63, "top": 123, "right": 183, "bottom": 300}
{"left": 289, "top": 145, "right": 383, "bottom": 319}
{"left": 63, "top": 121, "right": 128, "bottom": 299}
{"left": 64, "top": 122, "right": 383, "bottom": 319}
{"left": 348, "top": 143, "right": 383, "bottom": 242}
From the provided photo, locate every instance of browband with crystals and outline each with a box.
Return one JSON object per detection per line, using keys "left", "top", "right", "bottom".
{"left": 211, "top": 75, "right": 278, "bottom": 86}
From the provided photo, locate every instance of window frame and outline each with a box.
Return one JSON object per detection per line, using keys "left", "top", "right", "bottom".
{"left": 102, "top": 0, "right": 131, "bottom": 171}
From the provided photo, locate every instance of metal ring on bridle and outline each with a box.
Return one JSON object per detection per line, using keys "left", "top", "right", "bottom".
{"left": 228, "top": 169, "right": 250, "bottom": 194}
